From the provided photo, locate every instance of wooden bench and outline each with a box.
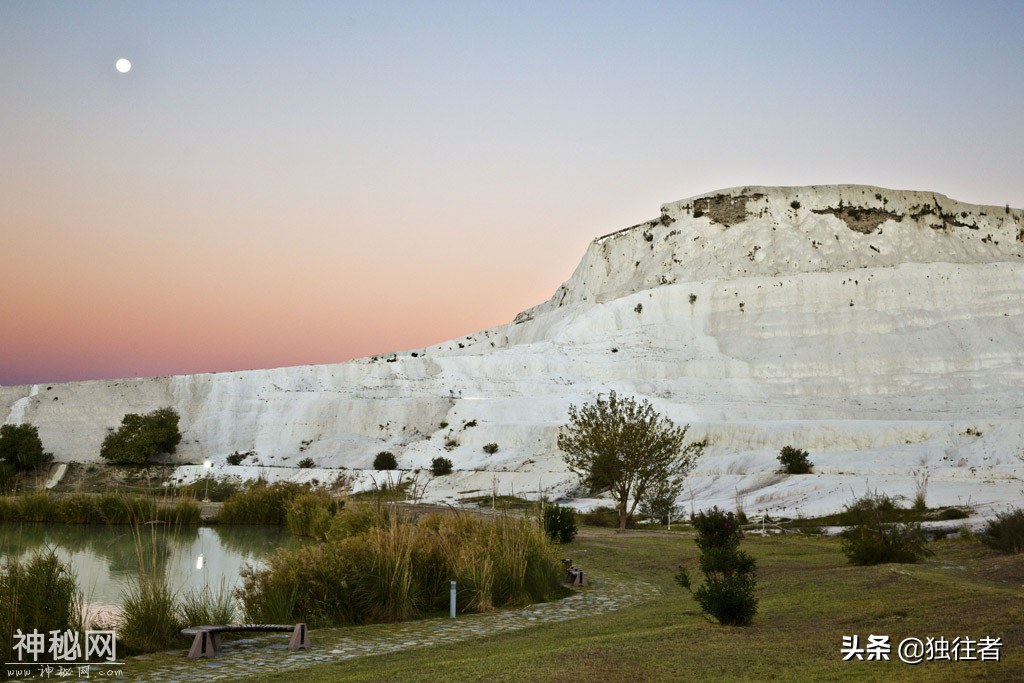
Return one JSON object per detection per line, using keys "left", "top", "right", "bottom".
{"left": 181, "top": 623, "right": 311, "bottom": 659}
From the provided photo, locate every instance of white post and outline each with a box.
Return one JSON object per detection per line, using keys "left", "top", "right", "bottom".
{"left": 450, "top": 580, "right": 457, "bottom": 618}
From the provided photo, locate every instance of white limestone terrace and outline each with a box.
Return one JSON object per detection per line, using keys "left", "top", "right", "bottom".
{"left": 3, "top": 185, "right": 1023, "bottom": 518}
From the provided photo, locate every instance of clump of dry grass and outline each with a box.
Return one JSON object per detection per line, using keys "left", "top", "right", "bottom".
{"left": 239, "top": 508, "right": 565, "bottom": 627}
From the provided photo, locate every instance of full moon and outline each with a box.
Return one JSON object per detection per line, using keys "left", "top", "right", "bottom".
{"left": 115, "top": 58, "right": 131, "bottom": 73}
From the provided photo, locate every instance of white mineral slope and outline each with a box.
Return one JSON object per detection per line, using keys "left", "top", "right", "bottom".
{"left": 3, "top": 185, "right": 1023, "bottom": 517}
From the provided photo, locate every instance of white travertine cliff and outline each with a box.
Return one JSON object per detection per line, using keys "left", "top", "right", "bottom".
{"left": 4, "top": 185, "right": 1023, "bottom": 516}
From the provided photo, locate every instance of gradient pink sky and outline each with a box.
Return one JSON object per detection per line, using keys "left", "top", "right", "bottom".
{"left": 3, "top": 1, "right": 1023, "bottom": 386}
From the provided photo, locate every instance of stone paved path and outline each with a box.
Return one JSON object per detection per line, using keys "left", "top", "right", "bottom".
{"left": 133, "top": 574, "right": 659, "bottom": 682}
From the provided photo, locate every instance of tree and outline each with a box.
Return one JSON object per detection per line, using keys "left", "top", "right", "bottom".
{"left": 0, "top": 423, "right": 52, "bottom": 471}
{"left": 557, "top": 391, "right": 704, "bottom": 532}
{"left": 100, "top": 407, "right": 182, "bottom": 465}
{"left": 777, "top": 446, "right": 812, "bottom": 474}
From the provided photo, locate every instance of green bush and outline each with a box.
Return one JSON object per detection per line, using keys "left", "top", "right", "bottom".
{"left": 676, "top": 507, "right": 757, "bottom": 626}
{"left": 100, "top": 408, "right": 182, "bottom": 465}
{"left": 482, "top": 443, "right": 499, "bottom": 455}
{"left": 778, "top": 446, "right": 813, "bottom": 474}
{"left": 0, "top": 549, "right": 82, "bottom": 656}
{"left": 430, "top": 457, "right": 453, "bottom": 476}
{"left": 543, "top": 504, "right": 578, "bottom": 544}
{"left": 938, "top": 507, "right": 969, "bottom": 521}
{"left": 0, "top": 423, "right": 52, "bottom": 471}
{"left": 839, "top": 494, "right": 931, "bottom": 565}
{"left": 982, "top": 507, "right": 1024, "bottom": 554}
{"left": 373, "top": 451, "right": 398, "bottom": 470}
{"left": 297, "top": 457, "right": 315, "bottom": 468}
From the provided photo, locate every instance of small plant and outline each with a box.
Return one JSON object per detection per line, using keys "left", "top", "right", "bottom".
{"left": 430, "top": 457, "right": 453, "bottom": 476}
{"left": 373, "top": 451, "right": 398, "bottom": 470}
{"left": 912, "top": 468, "right": 930, "bottom": 512}
{"left": 778, "top": 446, "right": 813, "bottom": 474}
{"left": 464, "top": 419, "right": 478, "bottom": 428}
{"left": 676, "top": 507, "right": 757, "bottom": 626}
{"left": 543, "top": 504, "right": 578, "bottom": 544}
{"left": 483, "top": 443, "right": 499, "bottom": 454}
{"left": 439, "top": 422, "right": 449, "bottom": 429}
{"left": 839, "top": 493, "right": 931, "bottom": 565}
{"left": 790, "top": 200, "right": 801, "bottom": 209}
{"left": 297, "top": 457, "right": 315, "bottom": 469}
{"left": 689, "top": 293, "right": 697, "bottom": 304}
{"left": 444, "top": 439, "right": 458, "bottom": 451}
{"left": 982, "top": 507, "right": 1024, "bottom": 554}
{"left": 226, "top": 451, "right": 246, "bottom": 466}
{"left": 634, "top": 303, "right": 643, "bottom": 314}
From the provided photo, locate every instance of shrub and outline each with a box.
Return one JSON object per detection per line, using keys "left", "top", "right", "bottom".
{"left": 444, "top": 439, "right": 458, "bottom": 450}
{"left": 676, "top": 507, "right": 757, "bottom": 626}
{"left": 373, "top": 451, "right": 398, "bottom": 470}
{"left": 790, "top": 200, "right": 801, "bottom": 209}
{"left": 464, "top": 420, "right": 477, "bottom": 428}
{"left": 482, "top": 443, "right": 499, "bottom": 455}
{"left": 297, "top": 457, "right": 315, "bottom": 469}
{"left": 100, "top": 408, "right": 182, "bottom": 465}
{"left": 0, "top": 423, "right": 52, "bottom": 471}
{"left": 778, "top": 446, "right": 813, "bottom": 474}
{"left": 439, "top": 422, "right": 449, "bottom": 429}
{"left": 982, "top": 507, "right": 1024, "bottom": 554}
{"left": 430, "top": 457, "right": 453, "bottom": 476}
{"left": 839, "top": 494, "right": 932, "bottom": 565}
{"left": 939, "top": 507, "right": 969, "bottom": 521}
{"left": 226, "top": 452, "right": 246, "bottom": 466}
{"left": 543, "top": 504, "right": 578, "bottom": 544}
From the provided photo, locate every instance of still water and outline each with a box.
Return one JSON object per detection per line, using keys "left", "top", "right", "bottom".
{"left": 0, "top": 523, "right": 305, "bottom": 618}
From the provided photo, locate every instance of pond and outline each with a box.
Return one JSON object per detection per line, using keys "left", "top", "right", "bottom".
{"left": 0, "top": 523, "right": 305, "bottom": 620}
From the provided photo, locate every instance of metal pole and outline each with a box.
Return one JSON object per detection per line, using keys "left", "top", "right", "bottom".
{"left": 450, "top": 580, "right": 457, "bottom": 618}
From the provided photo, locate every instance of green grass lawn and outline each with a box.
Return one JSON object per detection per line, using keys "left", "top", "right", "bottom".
{"left": 134, "top": 526, "right": 1024, "bottom": 682}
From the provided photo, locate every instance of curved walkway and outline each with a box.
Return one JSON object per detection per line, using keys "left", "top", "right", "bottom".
{"left": 134, "top": 574, "right": 660, "bottom": 682}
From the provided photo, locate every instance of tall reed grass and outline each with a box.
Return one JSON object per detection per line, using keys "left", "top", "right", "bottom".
{"left": 1, "top": 549, "right": 84, "bottom": 660}
{"left": 0, "top": 492, "right": 200, "bottom": 525}
{"left": 215, "top": 481, "right": 310, "bottom": 525}
{"left": 238, "top": 507, "right": 566, "bottom": 628}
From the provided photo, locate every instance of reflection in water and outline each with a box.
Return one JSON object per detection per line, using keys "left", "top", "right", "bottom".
{"left": 0, "top": 523, "right": 304, "bottom": 617}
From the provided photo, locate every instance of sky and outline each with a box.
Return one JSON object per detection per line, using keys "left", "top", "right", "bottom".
{"left": 2, "top": 1, "right": 1023, "bottom": 386}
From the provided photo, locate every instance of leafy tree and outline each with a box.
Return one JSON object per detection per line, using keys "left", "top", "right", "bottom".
{"left": 778, "top": 446, "right": 812, "bottom": 474}
{"left": 557, "top": 391, "right": 704, "bottom": 532}
{"left": 100, "top": 407, "right": 182, "bottom": 465}
{"left": 0, "top": 423, "right": 52, "bottom": 471}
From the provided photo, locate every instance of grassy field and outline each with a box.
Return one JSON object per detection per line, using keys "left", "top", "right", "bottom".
{"left": 155, "top": 525, "right": 1021, "bottom": 682}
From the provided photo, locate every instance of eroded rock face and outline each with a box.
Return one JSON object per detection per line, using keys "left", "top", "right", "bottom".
{"left": 4, "top": 185, "right": 1023, "bottom": 517}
